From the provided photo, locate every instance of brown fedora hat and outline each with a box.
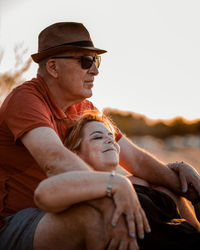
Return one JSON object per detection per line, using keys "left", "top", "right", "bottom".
{"left": 31, "top": 22, "right": 107, "bottom": 63}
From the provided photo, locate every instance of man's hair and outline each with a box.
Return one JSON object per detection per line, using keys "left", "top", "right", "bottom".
{"left": 37, "top": 59, "right": 48, "bottom": 76}
{"left": 64, "top": 110, "right": 117, "bottom": 152}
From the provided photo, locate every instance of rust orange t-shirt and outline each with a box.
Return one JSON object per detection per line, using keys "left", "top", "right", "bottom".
{"left": 0, "top": 75, "right": 122, "bottom": 225}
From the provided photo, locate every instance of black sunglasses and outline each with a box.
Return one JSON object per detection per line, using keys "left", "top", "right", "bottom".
{"left": 51, "top": 55, "right": 101, "bottom": 69}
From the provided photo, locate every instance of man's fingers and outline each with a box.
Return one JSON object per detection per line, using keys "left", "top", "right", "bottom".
{"left": 108, "top": 237, "right": 139, "bottom": 250}
{"left": 118, "top": 239, "right": 140, "bottom": 250}
{"left": 179, "top": 171, "right": 188, "bottom": 193}
{"left": 118, "top": 240, "right": 129, "bottom": 250}
{"left": 129, "top": 239, "right": 139, "bottom": 250}
{"left": 167, "top": 162, "right": 177, "bottom": 170}
{"left": 107, "top": 239, "right": 119, "bottom": 250}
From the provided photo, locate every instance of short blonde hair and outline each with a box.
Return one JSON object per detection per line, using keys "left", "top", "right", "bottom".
{"left": 64, "top": 110, "right": 117, "bottom": 152}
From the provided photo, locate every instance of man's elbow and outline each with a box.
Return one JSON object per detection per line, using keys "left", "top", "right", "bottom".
{"left": 42, "top": 159, "right": 66, "bottom": 177}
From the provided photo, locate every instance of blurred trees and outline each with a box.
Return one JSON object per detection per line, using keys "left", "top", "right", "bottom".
{"left": 104, "top": 108, "right": 200, "bottom": 138}
{"left": 0, "top": 45, "right": 32, "bottom": 103}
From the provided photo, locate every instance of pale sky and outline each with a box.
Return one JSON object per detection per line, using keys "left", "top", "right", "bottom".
{"left": 0, "top": 0, "right": 200, "bottom": 120}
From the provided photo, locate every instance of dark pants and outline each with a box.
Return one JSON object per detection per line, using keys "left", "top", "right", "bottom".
{"left": 0, "top": 208, "right": 45, "bottom": 250}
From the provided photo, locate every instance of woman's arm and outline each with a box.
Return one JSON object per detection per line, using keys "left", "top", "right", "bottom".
{"left": 34, "top": 170, "right": 151, "bottom": 240}
{"left": 34, "top": 171, "right": 117, "bottom": 212}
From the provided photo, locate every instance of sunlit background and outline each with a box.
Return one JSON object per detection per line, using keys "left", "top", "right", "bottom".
{"left": 1, "top": 0, "right": 200, "bottom": 120}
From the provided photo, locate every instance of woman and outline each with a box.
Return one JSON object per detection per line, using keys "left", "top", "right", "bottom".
{"left": 35, "top": 110, "right": 200, "bottom": 250}
{"left": 64, "top": 110, "right": 199, "bottom": 227}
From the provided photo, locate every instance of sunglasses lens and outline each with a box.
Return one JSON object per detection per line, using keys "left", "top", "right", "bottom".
{"left": 81, "top": 56, "right": 93, "bottom": 69}
{"left": 95, "top": 56, "right": 101, "bottom": 68}
{"left": 81, "top": 55, "right": 101, "bottom": 69}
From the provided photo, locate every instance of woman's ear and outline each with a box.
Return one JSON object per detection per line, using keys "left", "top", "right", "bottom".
{"left": 46, "top": 59, "right": 58, "bottom": 78}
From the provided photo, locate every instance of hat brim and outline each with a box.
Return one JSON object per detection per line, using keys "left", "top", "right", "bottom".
{"left": 31, "top": 45, "right": 107, "bottom": 63}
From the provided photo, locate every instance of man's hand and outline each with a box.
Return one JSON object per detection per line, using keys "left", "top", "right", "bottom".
{"left": 167, "top": 161, "right": 200, "bottom": 200}
{"left": 168, "top": 161, "right": 200, "bottom": 223}
{"left": 167, "top": 160, "right": 200, "bottom": 223}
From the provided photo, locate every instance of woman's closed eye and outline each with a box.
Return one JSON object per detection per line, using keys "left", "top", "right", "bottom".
{"left": 92, "top": 136, "right": 103, "bottom": 140}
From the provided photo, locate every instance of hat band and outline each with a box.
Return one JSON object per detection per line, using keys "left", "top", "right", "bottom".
{"left": 41, "top": 40, "right": 94, "bottom": 52}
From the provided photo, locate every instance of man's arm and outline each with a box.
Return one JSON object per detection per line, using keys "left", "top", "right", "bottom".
{"left": 118, "top": 135, "right": 182, "bottom": 193}
{"left": 21, "top": 126, "right": 92, "bottom": 176}
{"left": 168, "top": 161, "right": 200, "bottom": 196}
{"left": 118, "top": 135, "right": 200, "bottom": 201}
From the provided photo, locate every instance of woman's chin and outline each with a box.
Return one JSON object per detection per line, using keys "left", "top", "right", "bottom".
{"left": 102, "top": 161, "right": 118, "bottom": 171}
{"left": 93, "top": 163, "right": 117, "bottom": 172}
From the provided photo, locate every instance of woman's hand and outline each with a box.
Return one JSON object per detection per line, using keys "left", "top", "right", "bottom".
{"left": 111, "top": 174, "right": 151, "bottom": 242}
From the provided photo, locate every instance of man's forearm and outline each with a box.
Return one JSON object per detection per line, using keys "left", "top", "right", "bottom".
{"left": 133, "top": 150, "right": 182, "bottom": 193}
{"left": 119, "top": 136, "right": 182, "bottom": 194}
{"left": 21, "top": 126, "right": 92, "bottom": 177}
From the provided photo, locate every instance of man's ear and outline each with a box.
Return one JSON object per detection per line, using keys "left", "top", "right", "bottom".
{"left": 46, "top": 59, "right": 58, "bottom": 78}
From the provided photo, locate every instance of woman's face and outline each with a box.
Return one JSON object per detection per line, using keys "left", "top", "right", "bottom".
{"left": 77, "top": 121, "right": 120, "bottom": 172}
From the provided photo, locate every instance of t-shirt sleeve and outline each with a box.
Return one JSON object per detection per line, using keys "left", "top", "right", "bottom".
{"left": 5, "top": 88, "right": 54, "bottom": 141}
{"left": 115, "top": 128, "right": 123, "bottom": 142}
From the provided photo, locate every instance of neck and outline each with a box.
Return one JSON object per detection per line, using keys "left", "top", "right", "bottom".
{"left": 43, "top": 76, "right": 84, "bottom": 111}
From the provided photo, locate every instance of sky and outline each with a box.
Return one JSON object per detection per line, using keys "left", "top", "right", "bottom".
{"left": 0, "top": 0, "right": 200, "bottom": 120}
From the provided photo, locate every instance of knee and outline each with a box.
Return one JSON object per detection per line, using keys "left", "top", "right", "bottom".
{"left": 65, "top": 203, "right": 103, "bottom": 227}
{"left": 34, "top": 203, "right": 105, "bottom": 250}
{"left": 66, "top": 203, "right": 105, "bottom": 250}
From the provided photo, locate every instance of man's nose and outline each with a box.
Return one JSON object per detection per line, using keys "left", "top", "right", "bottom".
{"left": 88, "top": 62, "right": 99, "bottom": 75}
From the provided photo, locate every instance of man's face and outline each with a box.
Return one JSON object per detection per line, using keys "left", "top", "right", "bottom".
{"left": 53, "top": 50, "right": 99, "bottom": 104}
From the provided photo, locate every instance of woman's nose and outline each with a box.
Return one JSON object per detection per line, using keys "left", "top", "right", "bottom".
{"left": 105, "top": 137, "right": 115, "bottom": 144}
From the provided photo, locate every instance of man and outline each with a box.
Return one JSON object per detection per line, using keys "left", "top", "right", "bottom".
{"left": 0, "top": 22, "right": 199, "bottom": 250}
